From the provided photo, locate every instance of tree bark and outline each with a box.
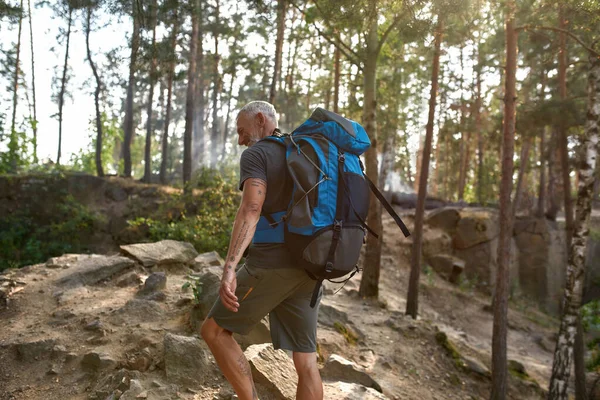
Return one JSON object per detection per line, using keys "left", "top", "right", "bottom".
{"left": 269, "top": 0, "right": 286, "bottom": 105}
{"left": 9, "top": 0, "right": 23, "bottom": 172}
{"left": 56, "top": 5, "right": 72, "bottom": 166}
{"left": 86, "top": 5, "right": 104, "bottom": 177}
{"left": 27, "top": 0, "right": 37, "bottom": 164}
{"left": 184, "top": 0, "right": 200, "bottom": 189}
{"left": 475, "top": 47, "right": 484, "bottom": 205}
{"left": 160, "top": 0, "right": 178, "bottom": 185}
{"left": 193, "top": 4, "right": 205, "bottom": 170}
{"left": 490, "top": 1, "right": 517, "bottom": 398}
{"left": 457, "top": 45, "right": 468, "bottom": 200}
{"left": 143, "top": 0, "right": 158, "bottom": 182}
{"left": 537, "top": 126, "right": 547, "bottom": 217}
{"left": 221, "top": 44, "right": 237, "bottom": 161}
{"left": 333, "top": 34, "right": 341, "bottom": 113}
{"left": 405, "top": 15, "right": 443, "bottom": 319}
{"left": 123, "top": 1, "right": 140, "bottom": 177}
{"left": 513, "top": 136, "right": 531, "bottom": 217}
{"left": 547, "top": 54, "right": 600, "bottom": 400}
{"left": 547, "top": 126, "right": 560, "bottom": 219}
{"left": 358, "top": 3, "right": 383, "bottom": 299}
{"left": 211, "top": 0, "right": 221, "bottom": 168}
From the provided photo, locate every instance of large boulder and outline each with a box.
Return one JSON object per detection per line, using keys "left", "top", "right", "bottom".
{"left": 55, "top": 255, "right": 134, "bottom": 287}
{"left": 194, "top": 251, "right": 225, "bottom": 270}
{"left": 453, "top": 209, "right": 500, "bottom": 249}
{"left": 245, "top": 343, "right": 298, "bottom": 400}
{"left": 426, "top": 254, "right": 465, "bottom": 283}
{"left": 321, "top": 354, "right": 382, "bottom": 392}
{"left": 514, "top": 217, "right": 567, "bottom": 315}
{"left": 425, "top": 207, "right": 461, "bottom": 232}
{"left": 163, "top": 333, "right": 210, "bottom": 387}
{"left": 120, "top": 240, "right": 199, "bottom": 267}
{"left": 421, "top": 228, "right": 453, "bottom": 260}
{"left": 323, "top": 382, "right": 388, "bottom": 399}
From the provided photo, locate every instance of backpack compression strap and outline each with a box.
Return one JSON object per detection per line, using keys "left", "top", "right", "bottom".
{"left": 364, "top": 174, "right": 411, "bottom": 238}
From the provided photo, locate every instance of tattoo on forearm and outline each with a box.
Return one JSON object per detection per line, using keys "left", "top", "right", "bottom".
{"left": 237, "top": 354, "right": 258, "bottom": 399}
{"left": 229, "top": 220, "right": 248, "bottom": 261}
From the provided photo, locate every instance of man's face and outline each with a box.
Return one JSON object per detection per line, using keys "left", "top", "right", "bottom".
{"left": 236, "top": 112, "right": 261, "bottom": 147}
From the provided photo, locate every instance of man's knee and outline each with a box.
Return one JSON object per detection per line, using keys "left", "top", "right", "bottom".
{"left": 293, "top": 352, "right": 319, "bottom": 376}
{"left": 201, "top": 317, "right": 230, "bottom": 344}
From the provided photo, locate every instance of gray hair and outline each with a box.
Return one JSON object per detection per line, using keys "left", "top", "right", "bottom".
{"left": 237, "top": 101, "right": 278, "bottom": 126}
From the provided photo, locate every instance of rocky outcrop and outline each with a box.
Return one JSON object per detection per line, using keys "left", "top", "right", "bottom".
{"left": 323, "top": 382, "right": 388, "bottom": 399}
{"left": 245, "top": 343, "right": 298, "bottom": 400}
{"left": 163, "top": 333, "right": 210, "bottom": 387}
{"left": 427, "top": 254, "right": 464, "bottom": 283}
{"left": 120, "top": 240, "right": 198, "bottom": 267}
{"left": 321, "top": 354, "right": 382, "bottom": 392}
{"left": 194, "top": 251, "right": 225, "bottom": 270}
{"left": 54, "top": 255, "right": 134, "bottom": 288}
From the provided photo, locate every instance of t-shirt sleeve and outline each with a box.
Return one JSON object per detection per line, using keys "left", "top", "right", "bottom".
{"left": 239, "top": 147, "right": 267, "bottom": 191}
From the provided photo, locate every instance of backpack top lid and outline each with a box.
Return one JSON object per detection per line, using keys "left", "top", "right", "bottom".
{"left": 294, "top": 108, "right": 371, "bottom": 156}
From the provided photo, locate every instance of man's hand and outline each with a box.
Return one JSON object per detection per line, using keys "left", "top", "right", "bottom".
{"left": 219, "top": 267, "right": 239, "bottom": 312}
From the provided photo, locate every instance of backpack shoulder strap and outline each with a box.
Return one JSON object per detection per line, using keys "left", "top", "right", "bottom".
{"left": 359, "top": 160, "right": 411, "bottom": 238}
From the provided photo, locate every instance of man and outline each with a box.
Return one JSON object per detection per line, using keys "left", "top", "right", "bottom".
{"left": 201, "top": 101, "right": 324, "bottom": 400}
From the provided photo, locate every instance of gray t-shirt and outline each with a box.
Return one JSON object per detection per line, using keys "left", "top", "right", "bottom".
{"left": 239, "top": 139, "right": 292, "bottom": 268}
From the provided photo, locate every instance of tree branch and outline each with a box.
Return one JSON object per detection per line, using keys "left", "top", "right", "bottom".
{"left": 376, "top": 14, "right": 402, "bottom": 56}
{"left": 288, "top": 0, "right": 363, "bottom": 68}
{"left": 515, "top": 25, "right": 600, "bottom": 57}
{"left": 310, "top": 0, "right": 363, "bottom": 60}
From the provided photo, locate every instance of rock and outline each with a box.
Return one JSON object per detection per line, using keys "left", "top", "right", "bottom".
{"left": 139, "top": 272, "right": 167, "bottom": 295}
{"left": 16, "top": 339, "right": 57, "bottom": 362}
{"left": 425, "top": 207, "right": 461, "bottom": 232}
{"left": 53, "top": 286, "right": 91, "bottom": 306}
{"left": 245, "top": 344, "right": 298, "bottom": 400}
{"left": 453, "top": 209, "right": 500, "bottom": 249}
{"left": 421, "top": 228, "right": 453, "bottom": 260}
{"left": 321, "top": 354, "right": 382, "bottom": 392}
{"left": 120, "top": 240, "right": 199, "bottom": 267}
{"left": 163, "top": 333, "right": 210, "bottom": 387}
{"left": 508, "top": 359, "right": 527, "bottom": 377}
{"left": 105, "top": 185, "right": 128, "bottom": 202}
{"left": 194, "top": 251, "right": 225, "bottom": 270}
{"left": 52, "top": 309, "right": 76, "bottom": 320}
{"left": 143, "top": 291, "right": 167, "bottom": 302}
{"left": 116, "top": 272, "right": 142, "bottom": 288}
{"left": 116, "top": 299, "right": 166, "bottom": 323}
{"left": 323, "top": 382, "right": 388, "bottom": 399}
{"left": 85, "top": 319, "right": 105, "bottom": 332}
{"left": 462, "top": 356, "right": 490, "bottom": 378}
{"left": 55, "top": 255, "right": 134, "bottom": 287}
{"left": 81, "top": 351, "right": 117, "bottom": 371}
{"left": 318, "top": 303, "right": 350, "bottom": 328}
{"left": 188, "top": 267, "right": 223, "bottom": 324}
{"left": 46, "top": 254, "right": 79, "bottom": 269}
{"left": 427, "top": 254, "right": 465, "bottom": 283}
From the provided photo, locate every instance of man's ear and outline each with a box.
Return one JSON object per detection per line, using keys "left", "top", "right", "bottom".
{"left": 255, "top": 112, "right": 266, "bottom": 127}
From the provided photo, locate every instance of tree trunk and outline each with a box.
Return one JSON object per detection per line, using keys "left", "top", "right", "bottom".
{"left": 160, "top": 1, "right": 178, "bottom": 185}
{"left": 56, "top": 5, "right": 72, "bottom": 166}
{"left": 414, "top": 134, "right": 423, "bottom": 193}
{"left": 269, "top": 0, "right": 286, "bottom": 105}
{"left": 432, "top": 63, "right": 444, "bottom": 198}
{"left": 86, "top": 5, "right": 104, "bottom": 177}
{"left": 475, "top": 48, "right": 484, "bottom": 205}
{"left": 490, "top": 2, "right": 516, "bottom": 398}
{"left": 405, "top": 15, "right": 443, "bottom": 318}
{"left": 211, "top": 0, "right": 221, "bottom": 168}
{"left": 184, "top": 0, "right": 200, "bottom": 189}
{"left": 221, "top": 47, "right": 237, "bottom": 161}
{"left": 358, "top": 4, "right": 383, "bottom": 299}
{"left": 9, "top": 0, "right": 24, "bottom": 172}
{"left": 27, "top": 0, "right": 37, "bottom": 164}
{"left": 143, "top": 0, "right": 158, "bottom": 182}
{"left": 193, "top": 4, "right": 205, "bottom": 170}
{"left": 547, "top": 54, "right": 600, "bottom": 400}
{"left": 333, "top": 35, "right": 341, "bottom": 113}
{"left": 379, "top": 134, "right": 395, "bottom": 189}
{"left": 513, "top": 136, "right": 531, "bottom": 217}
{"left": 123, "top": 1, "right": 140, "bottom": 177}
{"left": 457, "top": 45, "right": 468, "bottom": 200}
{"left": 547, "top": 126, "right": 560, "bottom": 219}
{"left": 537, "top": 126, "right": 547, "bottom": 217}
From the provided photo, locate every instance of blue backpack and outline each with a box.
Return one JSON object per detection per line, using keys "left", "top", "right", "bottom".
{"left": 253, "top": 108, "right": 410, "bottom": 307}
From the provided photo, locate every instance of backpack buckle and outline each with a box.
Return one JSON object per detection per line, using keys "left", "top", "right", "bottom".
{"left": 338, "top": 153, "right": 345, "bottom": 163}
{"left": 333, "top": 220, "right": 343, "bottom": 232}
{"left": 325, "top": 261, "right": 334, "bottom": 273}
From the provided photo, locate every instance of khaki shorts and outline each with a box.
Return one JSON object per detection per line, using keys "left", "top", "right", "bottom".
{"left": 207, "top": 264, "right": 322, "bottom": 353}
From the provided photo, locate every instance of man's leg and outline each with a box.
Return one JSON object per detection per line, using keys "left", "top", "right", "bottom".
{"left": 201, "top": 318, "right": 258, "bottom": 400}
{"left": 293, "top": 352, "right": 323, "bottom": 400}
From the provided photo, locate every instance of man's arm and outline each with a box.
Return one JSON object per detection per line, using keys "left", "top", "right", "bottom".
{"left": 219, "top": 178, "right": 266, "bottom": 312}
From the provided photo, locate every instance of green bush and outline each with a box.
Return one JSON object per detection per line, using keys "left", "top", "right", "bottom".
{"left": 127, "top": 167, "right": 239, "bottom": 257}
{"left": 0, "top": 193, "right": 100, "bottom": 271}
